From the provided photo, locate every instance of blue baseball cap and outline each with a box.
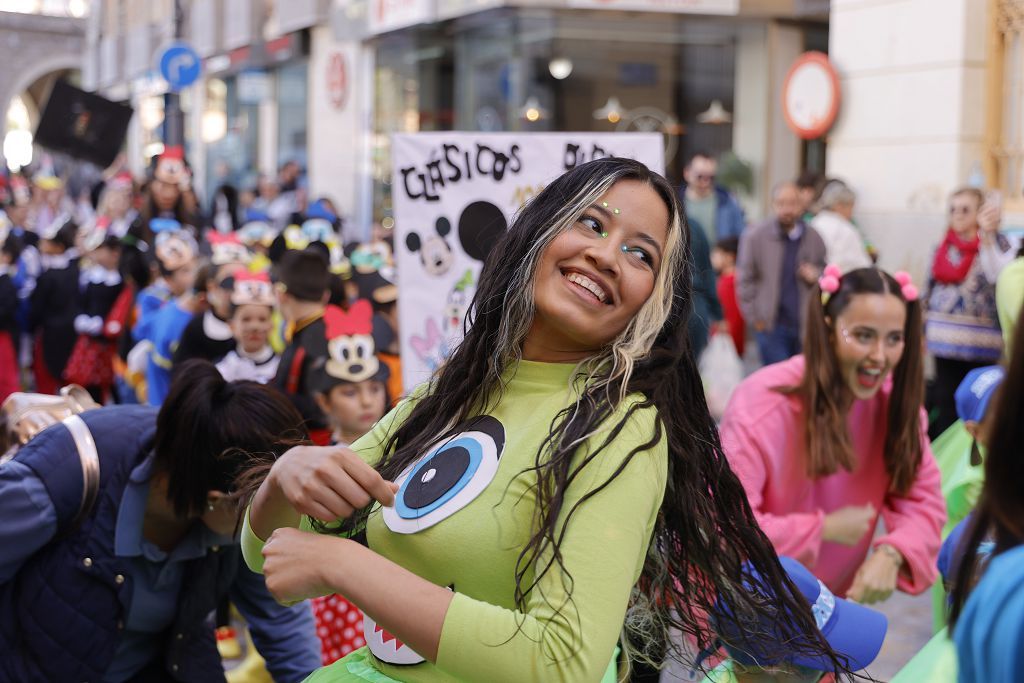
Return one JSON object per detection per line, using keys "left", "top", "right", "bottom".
{"left": 955, "top": 365, "right": 1005, "bottom": 423}
{"left": 712, "top": 557, "right": 888, "bottom": 672}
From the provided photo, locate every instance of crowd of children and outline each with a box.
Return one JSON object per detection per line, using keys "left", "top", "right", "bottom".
{"left": 0, "top": 152, "right": 399, "bottom": 675}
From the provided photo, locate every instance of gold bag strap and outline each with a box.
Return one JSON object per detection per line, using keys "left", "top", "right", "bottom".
{"left": 61, "top": 415, "right": 100, "bottom": 529}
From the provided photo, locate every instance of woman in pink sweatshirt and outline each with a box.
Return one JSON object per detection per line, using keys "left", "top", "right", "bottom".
{"left": 720, "top": 266, "right": 945, "bottom": 603}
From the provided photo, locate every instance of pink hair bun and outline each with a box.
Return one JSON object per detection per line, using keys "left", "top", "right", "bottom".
{"left": 819, "top": 274, "right": 840, "bottom": 294}
{"left": 893, "top": 271, "right": 912, "bottom": 286}
{"left": 901, "top": 284, "right": 919, "bottom": 301}
{"left": 823, "top": 264, "right": 843, "bottom": 280}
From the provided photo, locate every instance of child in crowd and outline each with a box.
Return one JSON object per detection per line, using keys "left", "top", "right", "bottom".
{"left": 0, "top": 235, "right": 22, "bottom": 400}
{"left": 143, "top": 230, "right": 200, "bottom": 405}
{"left": 174, "top": 233, "right": 252, "bottom": 364}
{"left": 29, "top": 216, "right": 80, "bottom": 394}
{"left": 306, "top": 301, "right": 391, "bottom": 665}
{"left": 216, "top": 270, "right": 279, "bottom": 383}
{"left": 720, "top": 266, "right": 945, "bottom": 604}
{"left": 712, "top": 236, "right": 745, "bottom": 356}
{"left": 312, "top": 300, "right": 390, "bottom": 447}
{"left": 64, "top": 229, "right": 126, "bottom": 403}
{"left": 703, "top": 556, "right": 887, "bottom": 682}
{"left": 172, "top": 262, "right": 235, "bottom": 364}
{"left": 948, "top": 302, "right": 1024, "bottom": 682}
{"left": 270, "top": 248, "right": 332, "bottom": 443}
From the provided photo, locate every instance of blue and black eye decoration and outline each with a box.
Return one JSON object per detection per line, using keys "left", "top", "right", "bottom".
{"left": 383, "top": 416, "right": 505, "bottom": 534}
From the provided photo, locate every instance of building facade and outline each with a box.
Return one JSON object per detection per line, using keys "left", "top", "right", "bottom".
{"left": 83, "top": 0, "right": 828, "bottom": 235}
{"left": 827, "top": 0, "right": 1024, "bottom": 281}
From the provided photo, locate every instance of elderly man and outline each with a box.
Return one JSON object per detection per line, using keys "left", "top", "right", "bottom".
{"left": 680, "top": 151, "right": 746, "bottom": 243}
{"left": 736, "top": 182, "right": 827, "bottom": 366}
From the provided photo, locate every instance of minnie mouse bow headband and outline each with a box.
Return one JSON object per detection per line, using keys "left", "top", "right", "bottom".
{"left": 208, "top": 231, "right": 252, "bottom": 266}
{"left": 227, "top": 269, "right": 274, "bottom": 307}
{"left": 819, "top": 265, "right": 919, "bottom": 306}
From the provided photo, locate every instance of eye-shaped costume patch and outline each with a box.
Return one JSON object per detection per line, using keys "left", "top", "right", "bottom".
{"left": 383, "top": 416, "right": 505, "bottom": 534}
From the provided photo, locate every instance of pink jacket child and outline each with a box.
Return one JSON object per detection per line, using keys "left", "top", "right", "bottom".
{"left": 719, "top": 355, "right": 946, "bottom": 597}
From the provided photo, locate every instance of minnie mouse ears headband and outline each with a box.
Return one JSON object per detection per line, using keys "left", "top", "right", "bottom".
{"left": 819, "top": 265, "right": 919, "bottom": 306}
{"left": 225, "top": 268, "right": 274, "bottom": 307}
{"left": 317, "top": 301, "right": 390, "bottom": 388}
{"left": 208, "top": 231, "right": 252, "bottom": 266}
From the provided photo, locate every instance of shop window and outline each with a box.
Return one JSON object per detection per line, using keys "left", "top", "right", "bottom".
{"left": 277, "top": 60, "right": 309, "bottom": 170}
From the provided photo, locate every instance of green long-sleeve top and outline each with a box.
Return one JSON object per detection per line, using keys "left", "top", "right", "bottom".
{"left": 242, "top": 359, "right": 668, "bottom": 682}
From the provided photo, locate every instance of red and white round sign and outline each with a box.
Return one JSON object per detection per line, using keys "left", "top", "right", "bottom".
{"left": 327, "top": 52, "right": 348, "bottom": 111}
{"left": 782, "top": 51, "right": 840, "bottom": 140}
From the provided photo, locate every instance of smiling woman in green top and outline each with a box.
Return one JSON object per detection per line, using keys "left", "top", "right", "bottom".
{"left": 240, "top": 158, "right": 841, "bottom": 682}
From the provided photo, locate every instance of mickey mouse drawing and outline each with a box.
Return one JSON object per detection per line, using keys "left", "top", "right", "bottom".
{"left": 406, "top": 200, "right": 509, "bottom": 277}
{"left": 406, "top": 217, "right": 455, "bottom": 277}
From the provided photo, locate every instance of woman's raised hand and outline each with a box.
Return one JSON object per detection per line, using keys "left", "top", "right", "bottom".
{"left": 268, "top": 445, "right": 400, "bottom": 523}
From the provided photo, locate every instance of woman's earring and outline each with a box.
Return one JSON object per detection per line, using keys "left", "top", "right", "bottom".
{"left": 207, "top": 501, "right": 216, "bottom": 512}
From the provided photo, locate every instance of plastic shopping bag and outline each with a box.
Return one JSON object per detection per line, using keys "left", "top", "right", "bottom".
{"left": 699, "top": 333, "right": 743, "bottom": 420}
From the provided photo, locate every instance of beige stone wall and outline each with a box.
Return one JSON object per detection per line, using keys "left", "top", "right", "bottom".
{"left": 827, "top": 0, "right": 991, "bottom": 282}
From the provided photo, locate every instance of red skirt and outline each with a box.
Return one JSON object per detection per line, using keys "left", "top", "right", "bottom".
{"left": 311, "top": 594, "right": 366, "bottom": 665}
{"left": 64, "top": 335, "right": 115, "bottom": 389}
{"left": 0, "top": 331, "right": 19, "bottom": 403}
{"left": 33, "top": 335, "right": 60, "bottom": 395}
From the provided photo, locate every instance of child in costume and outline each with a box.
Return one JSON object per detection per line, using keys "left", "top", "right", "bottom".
{"left": 720, "top": 266, "right": 946, "bottom": 603}
{"left": 174, "top": 232, "right": 251, "bottom": 364}
{"left": 28, "top": 216, "right": 80, "bottom": 394}
{"left": 270, "top": 248, "right": 332, "bottom": 444}
{"left": 711, "top": 236, "right": 744, "bottom": 356}
{"left": 64, "top": 227, "right": 127, "bottom": 403}
{"left": 700, "top": 556, "right": 887, "bottom": 682}
{"left": 143, "top": 230, "right": 200, "bottom": 406}
{"left": 216, "top": 270, "right": 280, "bottom": 383}
{"left": 306, "top": 301, "right": 391, "bottom": 665}
{"left": 240, "top": 159, "right": 848, "bottom": 682}
{"left": 0, "top": 235, "right": 22, "bottom": 400}
{"left": 948, "top": 301, "right": 1024, "bottom": 682}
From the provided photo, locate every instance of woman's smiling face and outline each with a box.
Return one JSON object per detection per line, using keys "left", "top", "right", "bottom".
{"left": 525, "top": 179, "right": 670, "bottom": 360}
{"left": 830, "top": 292, "right": 907, "bottom": 400}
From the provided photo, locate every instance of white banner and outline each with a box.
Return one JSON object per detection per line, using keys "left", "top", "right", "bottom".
{"left": 393, "top": 132, "right": 664, "bottom": 391}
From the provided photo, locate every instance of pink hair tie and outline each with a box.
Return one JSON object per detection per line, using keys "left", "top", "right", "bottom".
{"left": 819, "top": 264, "right": 842, "bottom": 305}
{"left": 893, "top": 271, "right": 919, "bottom": 302}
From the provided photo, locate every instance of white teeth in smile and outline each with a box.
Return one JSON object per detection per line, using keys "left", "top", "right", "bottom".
{"left": 861, "top": 368, "right": 882, "bottom": 376}
{"left": 565, "top": 272, "right": 609, "bottom": 303}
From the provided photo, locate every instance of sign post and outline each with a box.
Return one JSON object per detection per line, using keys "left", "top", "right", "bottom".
{"left": 782, "top": 51, "right": 841, "bottom": 140}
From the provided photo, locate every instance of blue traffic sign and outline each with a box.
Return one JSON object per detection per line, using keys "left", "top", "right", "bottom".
{"left": 158, "top": 42, "right": 201, "bottom": 91}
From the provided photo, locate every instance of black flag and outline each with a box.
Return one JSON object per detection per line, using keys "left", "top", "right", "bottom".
{"left": 34, "top": 80, "right": 133, "bottom": 168}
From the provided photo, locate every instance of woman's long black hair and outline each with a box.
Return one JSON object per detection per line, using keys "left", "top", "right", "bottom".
{"left": 322, "top": 158, "right": 846, "bottom": 674}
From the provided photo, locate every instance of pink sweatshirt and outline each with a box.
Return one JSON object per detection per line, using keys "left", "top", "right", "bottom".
{"left": 719, "top": 356, "right": 945, "bottom": 597}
